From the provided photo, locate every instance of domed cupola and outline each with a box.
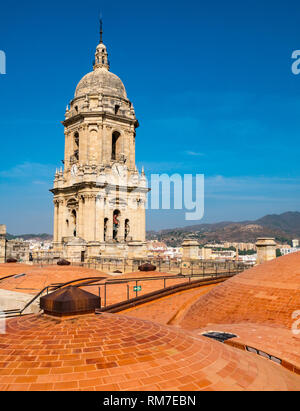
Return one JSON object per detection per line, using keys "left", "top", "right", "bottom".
{"left": 74, "top": 20, "right": 127, "bottom": 100}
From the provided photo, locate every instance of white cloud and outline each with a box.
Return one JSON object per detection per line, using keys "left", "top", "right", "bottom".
{"left": 185, "top": 151, "right": 205, "bottom": 157}
{"left": 0, "top": 162, "right": 55, "bottom": 179}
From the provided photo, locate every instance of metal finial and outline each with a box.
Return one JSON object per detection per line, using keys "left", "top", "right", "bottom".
{"left": 100, "top": 18, "right": 103, "bottom": 43}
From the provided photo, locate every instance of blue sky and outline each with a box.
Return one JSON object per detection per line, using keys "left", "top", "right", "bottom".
{"left": 1, "top": 0, "right": 300, "bottom": 233}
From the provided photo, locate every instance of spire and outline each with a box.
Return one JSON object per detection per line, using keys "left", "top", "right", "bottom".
{"left": 93, "top": 18, "right": 110, "bottom": 71}
{"left": 100, "top": 18, "right": 103, "bottom": 44}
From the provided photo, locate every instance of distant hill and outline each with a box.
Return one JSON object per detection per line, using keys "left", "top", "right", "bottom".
{"left": 7, "top": 212, "right": 300, "bottom": 246}
{"left": 147, "top": 212, "right": 300, "bottom": 246}
{"left": 6, "top": 233, "right": 53, "bottom": 241}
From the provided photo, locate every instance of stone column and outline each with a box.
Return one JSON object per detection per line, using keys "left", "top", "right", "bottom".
{"left": 0, "top": 225, "right": 6, "bottom": 263}
{"left": 61, "top": 206, "right": 70, "bottom": 239}
{"left": 84, "top": 194, "right": 97, "bottom": 242}
{"left": 256, "top": 238, "right": 276, "bottom": 264}
{"left": 98, "top": 123, "right": 103, "bottom": 164}
{"left": 64, "top": 131, "right": 70, "bottom": 169}
{"left": 118, "top": 213, "right": 125, "bottom": 242}
{"left": 106, "top": 209, "right": 113, "bottom": 242}
{"left": 53, "top": 200, "right": 59, "bottom": 243}
{"left": 77, "top": 196, "right": 83, "bottom": 239}
{"left": 79, "top": 124, "right": 88, "bottom": 165}
{"left": 181, "top": 239, "right": 200, "bottom": 260}
{"left": 104, "top": 125, "right": 112, "bottom": 166}
{"left": 140, "top": 204, "right": 146, "bottom": 242}
{"left": 129, "top": 127, "right": 136, "bottom": 170}
{"left": 57, "top": 199, "right": 64, "bottom": 243}
{"left": 96, "top": 194, "right": 105, "bottom": 242}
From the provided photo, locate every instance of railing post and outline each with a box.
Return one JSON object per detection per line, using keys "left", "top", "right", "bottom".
{"left": 104, "top": 283, "right": 107, "bottom": 308}
{"left": 127, "top": 284, "right": 130, "bottom": 300}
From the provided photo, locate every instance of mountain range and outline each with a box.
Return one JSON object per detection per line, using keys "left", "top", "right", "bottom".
{"left": 147, "top": 211, "right": 300, "bottom": 246}
{"left": 7, "top": 212, "right": 300, "bottom": 247}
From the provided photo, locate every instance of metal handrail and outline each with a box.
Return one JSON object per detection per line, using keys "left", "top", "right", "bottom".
{"left": 79, "top": 269, "right": 243, "bottom": 308}
{"left": 3, "top": 264, "right": 246, "bottom": 317}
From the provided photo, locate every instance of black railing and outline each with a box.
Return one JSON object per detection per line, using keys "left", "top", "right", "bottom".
{"left": 1, "top": 262, "right": 247, "bottom": 317}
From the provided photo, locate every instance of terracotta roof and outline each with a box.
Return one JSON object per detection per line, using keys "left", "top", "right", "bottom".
{"left": 0, "top": 263, "right": 31, "bottom": 279}
{"left": 178, "top": 252, "right": 300, "bottom": 379}
{"left": 180, "top": 252, "right": 300, "bottom": 330}
{"left": 0, "top": 313, "right": 298, "bottom": 391}
{"left": 121, "top": 284, "right": 218, "bottom": 325}
{"left": 195, "top": 323, "right": 300, "bottom": 375}
{"left": 0, "top": 265, "right": 107, "bottom": 294}
{"left": 81, "top": 272, "right": 192, "bottom": 307}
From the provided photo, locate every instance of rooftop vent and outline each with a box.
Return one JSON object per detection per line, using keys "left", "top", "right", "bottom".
{"left": 138, "top": 263, "right": 156, "bottom": 272}
{"left": 40, "top": 286, "right": 100, "bottom": 317}
{"left": 57, "top": 259, "right": 71, "bottom": 266}
{"left": 202, "top": 331, "right": 237, "bottom": 343}
{"left": 6, "top": 258, "right": 17, "bottom": 263}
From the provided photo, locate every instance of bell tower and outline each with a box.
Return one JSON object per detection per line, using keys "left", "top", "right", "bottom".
{"left": 51, "top": 21, "right": 149, "bottom": 262}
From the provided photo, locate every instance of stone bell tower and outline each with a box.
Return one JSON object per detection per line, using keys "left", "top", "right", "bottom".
{"left": 50, "top": 21, "right": 149, "bottom": 262}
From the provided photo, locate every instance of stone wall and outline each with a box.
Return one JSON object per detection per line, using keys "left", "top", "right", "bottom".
{"left": 0, "top": 225, "right": 6, "bottom": 264}
{"left": 6, "top": 240, "right": 30, "bottom": 263}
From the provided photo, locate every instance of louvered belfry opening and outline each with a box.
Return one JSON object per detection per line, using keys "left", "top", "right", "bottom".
{"left": 40, "top": 286, "right": 100, "bottom": 317}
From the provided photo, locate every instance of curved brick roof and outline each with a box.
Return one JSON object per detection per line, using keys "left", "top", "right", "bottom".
{"left": 122, "top": 284, "right": 218, "bottom": 325}
{"left": 75, "top": 67, "right": 127, "bottom": 99}
{"left": 180, "top": 252, "right": 300, "bottom": 330}
{"left": 0, "top": 265, "right": 107, "bottom": 294}
{"left": 81, "top": 272, "right": 194, "bottom": 307}
{"left": 0, "top": 313, "right": 298, "bottom": 391}
{"left": 0, "top": 263, "right": 31, "bottom": 278}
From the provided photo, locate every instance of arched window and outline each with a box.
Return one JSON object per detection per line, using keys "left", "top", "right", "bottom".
{"left": 104, "top": 218, "right": 108, "bottom": 242}
{"left": 125, "top": 219, "right": 130, "bottom": 241}
{"left": 113, "top": 210, "right": 120, "bottom": 241}
{"left": 112, "top": 131, "right": 120, "bottom": 161}
{"left": 74, "top": 132, "right": 79, "bottom": 161}
{"left": 71, "top": 210, "right": 77, "bottom": 237}
{"left": 115, "top": 105, "right": 120, "bottom": 115}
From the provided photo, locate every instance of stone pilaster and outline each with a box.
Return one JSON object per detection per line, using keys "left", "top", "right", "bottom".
{"left": 0, "top": 225, "right": 6, "bottom": 263}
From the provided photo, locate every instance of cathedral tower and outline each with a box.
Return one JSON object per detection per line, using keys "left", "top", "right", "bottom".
{"left": 51, "top": 21, "right": 149, "bottom": 261}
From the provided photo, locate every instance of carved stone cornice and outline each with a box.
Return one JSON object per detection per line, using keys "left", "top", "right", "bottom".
{"left": 63, "top": 112, "right": 138, "bottom": 128}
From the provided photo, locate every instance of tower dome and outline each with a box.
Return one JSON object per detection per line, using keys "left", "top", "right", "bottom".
{"left": 75, "top": 67, "right": 127, "bottom": 99}
{"left": 74, "top": 20, "right": 127, "bottom": 99}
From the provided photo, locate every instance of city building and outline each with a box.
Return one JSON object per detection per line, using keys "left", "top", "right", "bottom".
{"left": 280, "top": 247, "right": 299, "bottom": 256}
{"left": 146, "top": 241, "right": 181, "bottom": 260}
